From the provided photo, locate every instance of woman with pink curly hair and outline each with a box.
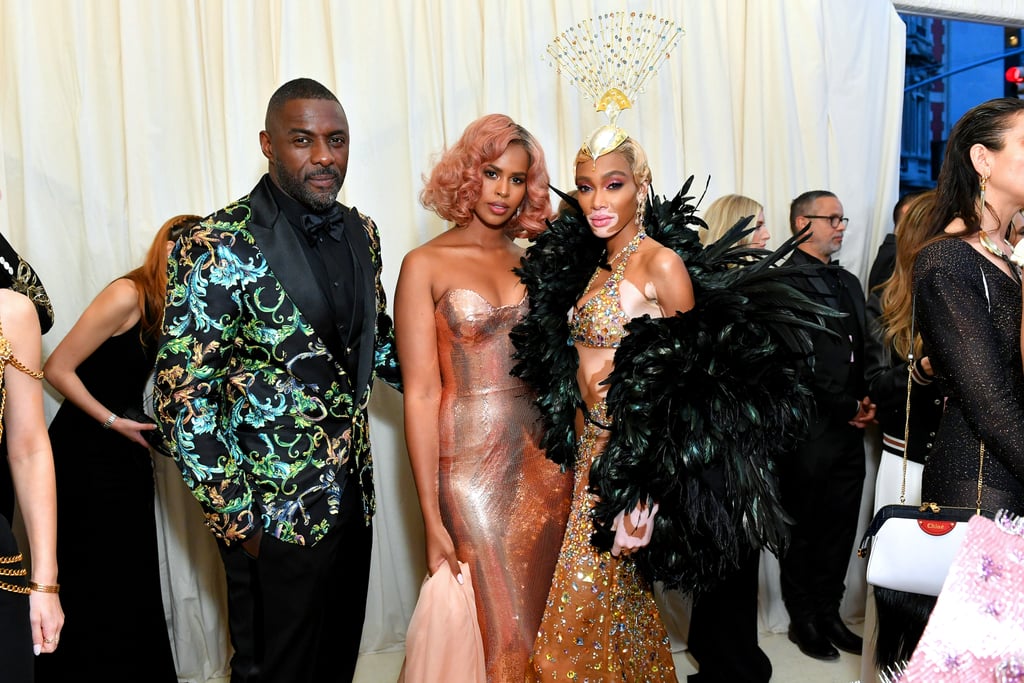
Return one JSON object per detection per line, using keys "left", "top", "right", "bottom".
{"left": 395, "top": 114, "right": 571, "bottom": 682}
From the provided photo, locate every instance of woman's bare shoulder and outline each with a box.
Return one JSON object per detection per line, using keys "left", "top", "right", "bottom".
{"left": 638, "top": 239, "right": 687, "bottom": 274}
{"left": 0, "top": 288, "right": 37, "bottom": 323}
{"left": 0, "top": 289, "right": 41, "bottom": 348}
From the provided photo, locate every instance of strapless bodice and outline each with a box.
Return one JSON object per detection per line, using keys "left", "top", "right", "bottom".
{"left": 435, "top": 288, "right": 528, "bottom": 396}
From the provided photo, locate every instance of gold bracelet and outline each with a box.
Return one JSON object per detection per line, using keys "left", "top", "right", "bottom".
{"left": 28, "top": 581, "right": 60, "bottom": 593}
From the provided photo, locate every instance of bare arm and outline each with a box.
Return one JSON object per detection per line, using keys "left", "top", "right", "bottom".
{"left": 608, "top": 246, "right": 693, "bottom": 552}
{"left": 43, "top": 278, "right": 155, "bottom": 447}
{"left": 648, "top": 246, "right": 695, "bottom": 317}
{"left": 394, "top": 248, "right": 460, "bottom": 580}
{"left": 0, "top": 290, "right": 63, "bottom": 652}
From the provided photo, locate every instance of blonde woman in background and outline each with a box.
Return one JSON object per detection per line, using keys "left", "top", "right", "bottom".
{"left": 685, "top": 192, "right": 773, "bottom": 683}
{"left": 700, "top": 194, "right": 770, "bottom": 249}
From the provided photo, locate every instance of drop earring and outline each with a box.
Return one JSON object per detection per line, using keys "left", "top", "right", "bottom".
{"left": 979, "top": 174, "right": 988, "bottom": 214}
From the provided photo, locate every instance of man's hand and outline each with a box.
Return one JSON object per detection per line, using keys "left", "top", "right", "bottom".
{"left": 241, "top": 528, "right": 263, "bottom": 559}
{"left": 848, "top": 396, "right": 877, "bottom": 429}
{"left": 611, "top": 501, "right": 659, "bottom": 557}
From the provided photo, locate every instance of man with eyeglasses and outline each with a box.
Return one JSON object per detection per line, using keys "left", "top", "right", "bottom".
{"left": 778, "top": 190, "right": 874, "bottom": 662}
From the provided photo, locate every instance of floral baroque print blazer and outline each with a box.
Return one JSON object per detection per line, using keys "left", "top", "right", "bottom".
{"left": 154, "top": 177, "right": 401, "bottom": 547}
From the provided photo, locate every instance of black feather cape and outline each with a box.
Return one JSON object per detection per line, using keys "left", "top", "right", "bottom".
{"left": 510, "top": 178, "right": 834, "bottom": 592}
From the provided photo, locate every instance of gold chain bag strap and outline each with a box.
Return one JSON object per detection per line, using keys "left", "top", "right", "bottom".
{"left": 858, "top": 278, "right": 991, "bottom": 596}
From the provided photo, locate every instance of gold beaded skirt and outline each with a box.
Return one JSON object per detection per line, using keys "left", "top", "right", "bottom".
{"left": 528, "top": 401, "right": 674, "bottom": 682}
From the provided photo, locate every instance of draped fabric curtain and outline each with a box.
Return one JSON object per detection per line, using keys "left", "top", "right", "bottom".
{"left": 2, "top": 1, "right": 912, "bottom": 681}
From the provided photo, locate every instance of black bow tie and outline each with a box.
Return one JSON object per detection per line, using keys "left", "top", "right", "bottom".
{"left": 301, "top": 204, "right": 345, "bottom": 245}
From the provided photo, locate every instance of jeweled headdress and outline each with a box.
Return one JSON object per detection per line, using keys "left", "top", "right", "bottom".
{"left": 545, "top": 12, "right": 684, "bottom": 160}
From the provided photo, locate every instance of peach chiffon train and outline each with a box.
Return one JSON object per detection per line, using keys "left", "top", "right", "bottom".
{"left": 399, "top": 562, "right": 486, "bottom": 683}
{"left": 429, "top": 289, "right": 572, "bottom": 682}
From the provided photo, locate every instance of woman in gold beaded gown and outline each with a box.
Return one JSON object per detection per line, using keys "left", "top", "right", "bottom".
{"left": 394, "top": 114, "right": 572, "bottom": 682}
{"left": 525, "top": 135, "right": 694, "bottom": 681}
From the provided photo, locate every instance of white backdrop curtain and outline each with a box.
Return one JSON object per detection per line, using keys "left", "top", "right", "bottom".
{"left": 2, "top": 1, "right": 910, "bottom": 681}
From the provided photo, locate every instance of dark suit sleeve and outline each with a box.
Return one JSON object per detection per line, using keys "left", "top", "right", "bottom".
{"left": 802, "top": 271, "right": 865, "bottom": 423}
{"left": 806, "top": 340, "right": 860, "bottom": 422}
{"left": 154, "top": 221, "right": 258, "bottom": 543}
{"left": 864, "top": 291, "right": 909, "bottom": 419}
{"left": 367, "top": 217, "right": 401, "bottom": 392}
{"left": 867, "top": 237, "right": 896, "bottom": 294}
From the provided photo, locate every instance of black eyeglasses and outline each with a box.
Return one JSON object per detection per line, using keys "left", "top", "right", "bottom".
{"left": 804, "top": 215, "right": 850, "bottom": 228}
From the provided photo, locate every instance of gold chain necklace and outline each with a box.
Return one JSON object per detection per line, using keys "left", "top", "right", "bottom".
{"left": 584, "top": 230, "right": 646, "bottom": 294}
{"left": 978, "top": 230, "right": 1021, "bottom": 282}
{"left": 597, "top": 228, "right": 647, "bottom": 270}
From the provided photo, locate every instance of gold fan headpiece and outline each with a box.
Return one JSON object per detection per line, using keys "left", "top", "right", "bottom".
{"left": 545, "top": 12, "right": 684, "bottom": 160}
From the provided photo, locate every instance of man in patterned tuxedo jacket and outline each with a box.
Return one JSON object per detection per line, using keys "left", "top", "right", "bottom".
{"left": 155, "top": 78, "right": 401, "bottom": 683}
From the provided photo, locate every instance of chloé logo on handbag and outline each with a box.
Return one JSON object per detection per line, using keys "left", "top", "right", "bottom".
{"left": 918, "top": 519, "right": 957, "bottom": 536}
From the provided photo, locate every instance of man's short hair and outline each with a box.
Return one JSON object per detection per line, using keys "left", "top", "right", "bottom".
{"left": 892, "top": 191, "right": 921, "bottom": 227}
{"left": 265, "top": 78, "right": 340, "bottom": 129}
{"left": 789, "top": 190, "right": 837, "bottom": 235}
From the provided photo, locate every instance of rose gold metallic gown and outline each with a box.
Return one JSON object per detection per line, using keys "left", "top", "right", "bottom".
{"left": 435, "top": 289, "right": 572, "bottom": 683}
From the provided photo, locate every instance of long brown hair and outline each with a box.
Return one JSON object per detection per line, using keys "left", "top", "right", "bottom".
{"left": 124, "top": 214, "right": 202, "bottom": 344}
{"left": 923, "top": 98, "right": 1024, "bottom": 245}
{"left": 881, "top": 191, "right": 937, "bottom": 360}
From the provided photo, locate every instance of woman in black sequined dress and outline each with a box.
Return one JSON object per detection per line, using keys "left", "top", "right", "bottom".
{"left": 913, "top": 98, "right": 1024, "bottom": 516}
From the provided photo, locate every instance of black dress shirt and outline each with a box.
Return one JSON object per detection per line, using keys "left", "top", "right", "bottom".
{"left": 265, "top": 178, "right": 364, "bottom": 375}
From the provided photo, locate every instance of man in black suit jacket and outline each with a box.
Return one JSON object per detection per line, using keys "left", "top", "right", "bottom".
{"left": 780, "top": 190, "right": 874, "bottom": 662}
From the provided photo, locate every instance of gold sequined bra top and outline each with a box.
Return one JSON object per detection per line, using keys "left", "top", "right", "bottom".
{"left": 569, "top": 232, "right": 646, "bottom": 348}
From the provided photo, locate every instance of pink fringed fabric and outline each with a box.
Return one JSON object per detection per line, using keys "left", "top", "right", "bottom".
{"left": 399, "top": 562, "right": 486, "bottom": 683}
{"left": 902, "top": 512, "right": 1024, "bottom": 682}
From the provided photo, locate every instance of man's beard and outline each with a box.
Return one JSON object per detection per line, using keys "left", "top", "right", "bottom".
{"left": 274, "top": 161, "right": 342, "bottom": 213}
